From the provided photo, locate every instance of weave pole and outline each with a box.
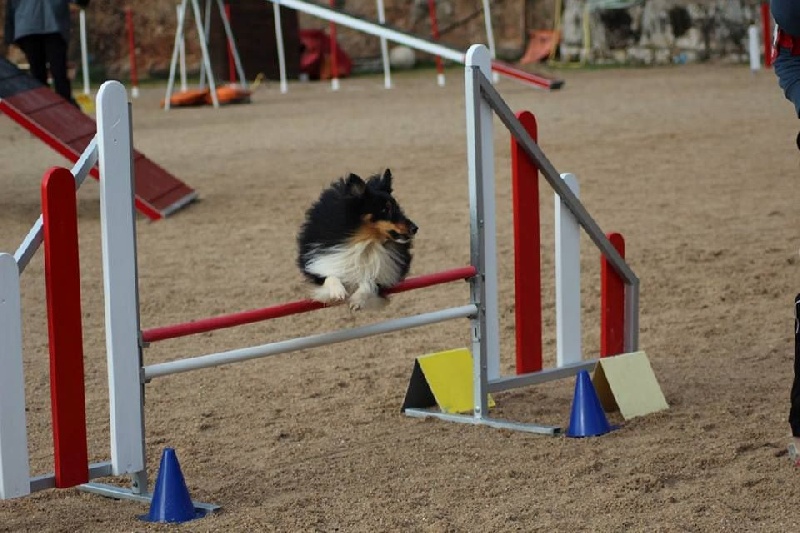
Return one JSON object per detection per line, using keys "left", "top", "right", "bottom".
{"left": 42, "top": 167, "right": 89, "bottom": 488}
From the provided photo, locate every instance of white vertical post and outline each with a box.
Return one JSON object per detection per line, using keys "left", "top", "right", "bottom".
{"left": 178, "top": 4, "right": 188, "bottom": 92}
{"left": 555, "top": 173, "right": 581, "bottom": 367}
{"left": 97, "top": 82, "right": 145, "bottom": 478}
{"left": 480, "top": 0, "right": 498, "bottom": 83}
{"left": 376, "top": 0, "right": 392, "bottom": 89}
{"left": 273, "top": 0, "right": 289, "bottom": 93}
{"left": 79, "top": 9, "right": 90, "bottom": 95}
{"left": 465, "top": 44, "right": 499, "bottom": 422}
{"left": 0, "top": 253, "right": 30, "bottom": 500}
{"left": 165, "top": 0, "right": 189, "bottom": 110}
{"left": 748, "top": 24, "right": 760, "bottom": 72}
{"left": 192, "top": 0, "right": 219, "bottom": 107}
{"left": 215, "top": 0, "right": 248, "bottom": 88}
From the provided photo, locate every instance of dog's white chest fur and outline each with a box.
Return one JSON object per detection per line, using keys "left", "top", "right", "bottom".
{"left": 305, "top": 241, "right": 404, "bottom": 290}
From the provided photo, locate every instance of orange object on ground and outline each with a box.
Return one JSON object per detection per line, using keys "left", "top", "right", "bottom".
{"left": 160, "top": 88, "right": 211, "bottom": 108}
{"left": 518, "top": 30, "right": 560, "bottom": 65}
{"left": 206, "top": 84, "right": 252, "bottom": 105}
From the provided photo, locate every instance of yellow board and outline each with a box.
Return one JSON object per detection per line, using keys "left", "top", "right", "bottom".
{"left": 402, "top": 348, "right": 495, "bottom": 414}
{"left": 593, "top": 351, "right": 669, "bottom": 420}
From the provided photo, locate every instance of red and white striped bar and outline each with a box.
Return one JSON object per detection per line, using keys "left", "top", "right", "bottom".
{"left": 141, "top": 266, "right": 476, "bottom": 344}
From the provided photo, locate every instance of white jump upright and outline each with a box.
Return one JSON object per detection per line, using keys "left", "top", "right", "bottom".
{"left": 96, "top": 82, "right": 147, "bottom": 489}
{"left": 555, "top": 173, "right": 581, "bottom": 367}
{"left": 464, "top": 44, "right": 501, "bottom": 408}
{"left": 0, "top": 253, "right": 29, "bottom": 500}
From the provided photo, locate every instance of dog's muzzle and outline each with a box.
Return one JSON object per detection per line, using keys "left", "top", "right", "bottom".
{"left": 389, "top": 221, "right": 418, "bottom": 243}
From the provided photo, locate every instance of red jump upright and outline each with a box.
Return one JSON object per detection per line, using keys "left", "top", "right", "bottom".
{"left": 41, "top": 167, "right": 89, "bottom": 488}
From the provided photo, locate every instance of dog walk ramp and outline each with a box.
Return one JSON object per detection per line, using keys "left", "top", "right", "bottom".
{"left": 0, "top": 58, "right": 197, "bottom": 220}
{"left": 262, "top": 0, "right": 564, "bottom": 91}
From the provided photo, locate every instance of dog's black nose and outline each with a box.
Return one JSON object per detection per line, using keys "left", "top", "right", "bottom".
{"left": 409, "top": 222, "right": 418, "bottom": 235}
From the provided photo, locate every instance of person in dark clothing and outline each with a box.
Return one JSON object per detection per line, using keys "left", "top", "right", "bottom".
{"left": 770, "top": 1, "right": 800, "bottom": 464}
{"left": 3, "top": 0, "right": 90, "bottom": 107}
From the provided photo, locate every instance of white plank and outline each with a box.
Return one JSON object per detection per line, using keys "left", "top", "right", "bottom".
{"left": 97, "top": 81, "right": 145, "bottom": 476}
{"left": 0, "top": 253, "right": 30, "bottom": 499}
{"left": 555, "top": 173, "right": 582, "bottom": 367}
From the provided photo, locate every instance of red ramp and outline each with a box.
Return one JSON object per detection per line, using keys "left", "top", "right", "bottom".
{"left": 0, "top": 58, "right": 196, "bottom": 220}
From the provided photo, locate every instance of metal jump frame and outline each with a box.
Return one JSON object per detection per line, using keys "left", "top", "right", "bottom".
{"left": 402, "top": 44, "right": 639, "bottom": 431}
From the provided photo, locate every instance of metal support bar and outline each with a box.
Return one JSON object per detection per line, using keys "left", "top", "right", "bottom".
{"left": 403, "top": 409, "right": 561, "bottom": 435}
{"left": 488, "top": 359, "right": 597, "bottom": 393}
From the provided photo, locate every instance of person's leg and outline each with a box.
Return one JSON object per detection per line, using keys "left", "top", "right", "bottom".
{"left": 43, "top": 33, "right": 78, "bottom": 107}
{"left": 14, "top": 35, "right": 49, "bottom": 87}
{"left": 789, "top": 296, "right": 800, "bottom": 464}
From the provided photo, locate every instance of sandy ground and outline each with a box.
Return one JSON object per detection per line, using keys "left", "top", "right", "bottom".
{"left": 0, "top": 62, "right": 799, "bottom": 532}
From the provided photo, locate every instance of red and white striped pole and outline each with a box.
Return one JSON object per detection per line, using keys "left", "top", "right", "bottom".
{"left": 328, "top": 0, "right": 340, "bottom": 91}
{"left": 427, "top": 0, "right": 445, "bottom": 86}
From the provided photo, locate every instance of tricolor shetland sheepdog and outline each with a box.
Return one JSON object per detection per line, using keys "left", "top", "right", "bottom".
{"left": 297, "top": 169, "right": 418, "bottom": 310}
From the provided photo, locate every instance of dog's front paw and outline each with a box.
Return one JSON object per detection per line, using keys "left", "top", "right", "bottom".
{"left": 312, "top": 277, "right": 348, "bottom": 305}
{"left": 349, "top": 290, "right": 388, "bottom": 311}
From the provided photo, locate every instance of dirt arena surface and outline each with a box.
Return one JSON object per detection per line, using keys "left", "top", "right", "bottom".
{"left": 1, "top": 62, "right": 799, "bottom": 532}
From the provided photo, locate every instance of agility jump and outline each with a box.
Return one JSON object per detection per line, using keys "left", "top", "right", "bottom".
{"left": 0, "top": 46, "right": 636, "bottom": 510}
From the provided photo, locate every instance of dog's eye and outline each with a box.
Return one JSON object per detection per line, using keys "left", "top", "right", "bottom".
{"left": 383, "top": 201, "right": 393, "bottom": 216}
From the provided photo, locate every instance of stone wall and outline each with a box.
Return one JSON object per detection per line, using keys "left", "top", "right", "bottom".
{"left": 558, "top": 0, "right": 765, "bottom": 64}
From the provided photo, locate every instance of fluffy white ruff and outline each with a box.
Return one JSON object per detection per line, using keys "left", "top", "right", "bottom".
{"left": 304, "top": 241, "right": 405, "bottom": 310}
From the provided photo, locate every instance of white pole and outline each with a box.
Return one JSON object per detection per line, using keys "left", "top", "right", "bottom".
{"left": 480, "top": 0, "right": 499, "bottom": 82}
{"left": 192, "top": 0, "right": 219, "bottom": 107}
{"left": 273, "top": 0, "right": 289, "bottom": 93}
{"left": 748, "top": 24, "right": 760, "bottom": 72}
{"left": 465, "top": 44, "right": 500, "bottom": 391}
{"left": 96, "top": 81, "right": 146, "bottom": 477}
{"left": 555, "top": 173, "right": 581, "bottom": 367}
{"left": 178, "top": 4, "right": 188, "bottom": 91}
{"left": 0, "top": 253, "right": 30, "bottom": 500}
{"left": 164, "top": 0, "right": 189, "bottom": 110}
{"left": 376, "top": 0, "right": 392, "bottom": 89}
{"left": 79, "top": 9, "right": 90, "bottom": 95}
{"left": 215, "top": 0, "right": 248, "bottom": 87}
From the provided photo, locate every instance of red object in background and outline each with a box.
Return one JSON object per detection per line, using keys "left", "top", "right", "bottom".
{"left": 762, "top": 2, "right": 773, "bottom": 68}
{"left": 299, "top": 29, "right": 352, "bottom": 80}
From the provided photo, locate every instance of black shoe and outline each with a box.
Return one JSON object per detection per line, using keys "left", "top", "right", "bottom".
{"left": 796, "top": 130, "right": 800, "bottom": 152}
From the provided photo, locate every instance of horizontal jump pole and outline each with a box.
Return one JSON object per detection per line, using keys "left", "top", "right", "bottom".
{"left": 143, "top": 304, "right": 477, "bottom": 380}
{"left": 141, "top": 266, "right": 477, "bottom": 344}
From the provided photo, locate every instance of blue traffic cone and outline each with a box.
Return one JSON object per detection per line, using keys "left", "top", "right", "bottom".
{"left": 566, "top": 370, "right": 613, "bottom": 438}
{"left": 140, "top": 448, "right": 207, "bottom": 523}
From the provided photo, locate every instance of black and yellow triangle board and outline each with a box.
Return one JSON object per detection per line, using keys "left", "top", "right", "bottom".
{"left": 401, "top": 348, "right": 495, "bottom": 414}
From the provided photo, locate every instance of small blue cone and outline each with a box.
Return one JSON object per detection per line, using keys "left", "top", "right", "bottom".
{"left": 566, "top": 370, "right": 613, "bottom": 438}
{"left": 140, "top": 448, "right": 206, "bottom": 523}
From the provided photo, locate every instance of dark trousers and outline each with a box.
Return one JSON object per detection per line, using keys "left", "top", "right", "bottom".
{"left": 791, "top": 296, "right": 800, "bottom": 436}
{"left": 15, "top": 33, "right": 77, "bottom": 107}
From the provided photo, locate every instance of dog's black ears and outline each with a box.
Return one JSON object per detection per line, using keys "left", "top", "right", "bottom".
{"left": 367, "top": 169, "right": 393, "bottom": 193}
{"left": 343, "top": 173, "right": 366, "bottom": 197}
